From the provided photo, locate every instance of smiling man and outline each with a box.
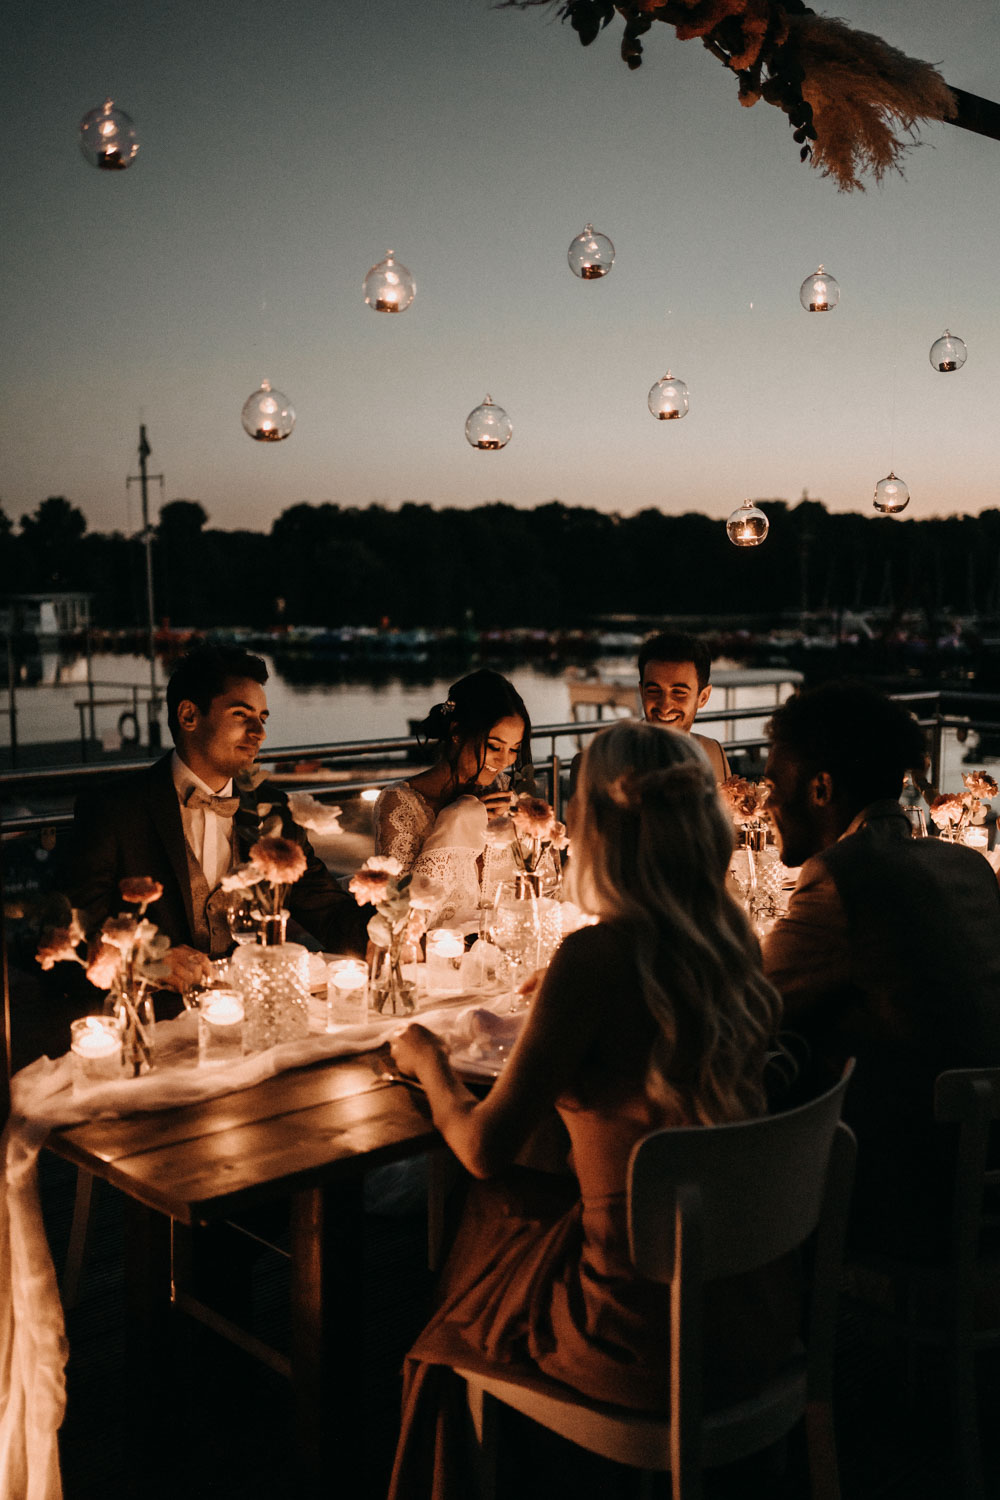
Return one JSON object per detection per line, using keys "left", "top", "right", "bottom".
{"left": 61, "top": 643, "right": 363, "bottom": 999}
{"left": 638, "top": 632, "right": 730, "bottom": 782}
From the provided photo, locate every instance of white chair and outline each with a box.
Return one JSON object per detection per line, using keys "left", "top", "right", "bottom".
{"left": 456, "top": 1066, "right": 856, "bottom": 1500}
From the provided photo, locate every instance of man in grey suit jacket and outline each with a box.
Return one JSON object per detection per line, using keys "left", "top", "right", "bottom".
{"left": 61, "top": 644, "right": 364, "bottom": 999}
{"left": 761, "top": 680, "right": 1000, "bottom": 1257}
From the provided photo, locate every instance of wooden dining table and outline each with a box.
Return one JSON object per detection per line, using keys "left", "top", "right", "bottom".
{"left": 44, "top": 1049, "right": 441, "bottom": 1495}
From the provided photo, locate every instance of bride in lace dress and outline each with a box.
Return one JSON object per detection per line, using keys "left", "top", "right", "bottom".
{"left": 373, "top": 670, "right": 531, "bottom": 926}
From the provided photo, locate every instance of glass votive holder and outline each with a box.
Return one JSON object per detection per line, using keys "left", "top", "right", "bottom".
{"left": 71, "top": 1015, "right": 124, "bottom": 1088}
{"left": 963, "top": 825, "right": 989, "bottom": 853}
{"left": 425, "top": 928, "right": 465, "bottom": 996}
{"left": 197, "top": 989, "right": 245, "bottom": 1066}
{"left": 327, "top": 958, "right": 369, "bottom": 1025}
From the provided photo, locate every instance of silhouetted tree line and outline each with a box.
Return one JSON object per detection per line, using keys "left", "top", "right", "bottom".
{"left": 4, "top": 494, "right": 1000, "bottom": 630}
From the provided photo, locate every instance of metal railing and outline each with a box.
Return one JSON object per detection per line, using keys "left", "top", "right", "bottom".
{"left": 1, "top": 690, "right": 996, "bottom": 838}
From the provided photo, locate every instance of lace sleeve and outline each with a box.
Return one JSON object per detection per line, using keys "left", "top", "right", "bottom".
{"left": 373, "top": 783, "right": 434, "bottom": 874}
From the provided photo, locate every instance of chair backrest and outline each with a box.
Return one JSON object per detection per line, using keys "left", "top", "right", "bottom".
{"left": 628, "top": 1064, "right": 855, "bottom": 1283}
{"left": 933, "top": 1067, "right": 1000, "bottom": 1286}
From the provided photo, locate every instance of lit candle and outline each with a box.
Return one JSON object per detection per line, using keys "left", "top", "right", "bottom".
{"left": 327, "top": 958, "right": 369, "bottom": 1024}
{"left": 198, "top": 989, "right": 245, "bottom": 1065}
{"left": 426, "top": 928, "right": 465, "bottom": 995}
{"left": 71, "top": 1016, "right": 124, "bottom": 1086}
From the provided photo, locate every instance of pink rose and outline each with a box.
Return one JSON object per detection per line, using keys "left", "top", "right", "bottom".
{"left": 349, "top": 869, "right": 392, "bottom": 906}
{"left": 85, "top": 938, "right": 122, "bottom": 990}
{"left": 36, "top": 922, "right": 84, "bottom": 971}
{"left": 511, "top": 794, "right": 555, "bottom": 842}
{"left": 249, "top": 836, "right": 308, "bottom": 886}
{"left": 119, "top": 876, "right": 164, "bottom": 913}
{"left": 929, "top": 793, "right": 963, "bottom": 830}
{"left": 963, "top": 771, "right": 998, "bottom": 801}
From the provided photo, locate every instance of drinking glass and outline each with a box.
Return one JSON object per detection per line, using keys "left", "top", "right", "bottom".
{"left": 488, "top": 880, "right": 540, "bottom": 1013}
{"left": 226, "top": 895, "right": 260, "bottom": 946}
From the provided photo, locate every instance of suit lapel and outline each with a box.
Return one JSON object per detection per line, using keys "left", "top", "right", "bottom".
{"left": 148, "top": 755, "right": 197, "bottom": 942}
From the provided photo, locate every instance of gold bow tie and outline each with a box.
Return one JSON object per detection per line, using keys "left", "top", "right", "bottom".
{"left": 184, "top": 786, "right": 240, "bottom": 818}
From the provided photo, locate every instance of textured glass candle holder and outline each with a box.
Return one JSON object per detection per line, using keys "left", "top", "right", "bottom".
{"left": 230, "top": 911, "right": 311, "bottom": 1051}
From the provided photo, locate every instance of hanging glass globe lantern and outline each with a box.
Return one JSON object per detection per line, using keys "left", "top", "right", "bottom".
{"left": 799, "top": 265, "right": 840, "bottom": 312}
{"left": 647, "top": 371, "right": 690, "bottom": 421}
{"left": 726, "top": 500, "right": 769, "bottom": 547}
{"left": 929, "top": 330, "right": 967, "bottom": 372}
{"left": 363, "top": 250, "right": 416, "bottom": 313}
{"left": 567, "top": 224, "right": 615, "bottom": 280}
{"left": 465, "top": 395, "right": 512, "bottom": 450}
{"left": 873, "top": 471, "right": 909, "bottom": 514}
{"left": 78, "top": 98, "right": 138, "bottom": 170}
{"left": 241, "top": 380, "right": 295, "bottom": 442}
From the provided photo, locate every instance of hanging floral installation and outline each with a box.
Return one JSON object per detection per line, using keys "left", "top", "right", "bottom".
{"left": 506, "top": 1, "right": 957, "bottom": 191}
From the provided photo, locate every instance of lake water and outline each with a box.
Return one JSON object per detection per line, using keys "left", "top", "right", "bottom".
{"left": 1, "top": 650, "right": 989, "bottom": 792}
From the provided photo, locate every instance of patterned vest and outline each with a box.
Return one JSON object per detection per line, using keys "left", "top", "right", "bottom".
{"left": 182, "top": 831, "right": 235, "bottom": 959}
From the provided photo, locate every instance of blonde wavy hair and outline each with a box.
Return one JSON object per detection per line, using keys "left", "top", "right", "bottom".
{"left": 570, "top": 721, "right": 782, "bottom": 1125}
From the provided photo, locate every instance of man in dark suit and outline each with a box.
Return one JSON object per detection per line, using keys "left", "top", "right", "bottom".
{"left": 761, "top": 680, "right": 1000, "bottom": 1256}
{"left": 61, "top": 644, "right": 364, "bottom": 998}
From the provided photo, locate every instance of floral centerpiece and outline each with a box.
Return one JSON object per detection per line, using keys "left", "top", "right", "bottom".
{"left": 929, "top": 771, "right": 998, "bottom": 846}
{"left": 222, "top": 834, "right": 308, "bottom": 941}
{"left": 348, "top": 857, "right": 444, "bottom": 1014}
{"left": 719, "top": 775, "right": 771, "bottom": 837}
{"left": 36, "top": 878, "right": 171, "bottom": 1075}
{"left": 485, "top": 793, "right": 569, "bottom": 895}
{"left": 719, "top": 776, "right": 778, "bottom": 927}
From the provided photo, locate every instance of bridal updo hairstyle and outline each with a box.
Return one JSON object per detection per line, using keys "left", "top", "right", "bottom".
{"left": 571, "top": 720, "right": 782, "bottom": 1123}
{"left": 413, "top": 670, "right": 531, "bottom": 785}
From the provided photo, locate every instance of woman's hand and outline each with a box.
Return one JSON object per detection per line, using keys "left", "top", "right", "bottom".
{"left": 479, "top": 788, "right": 515, "bottom": 822}
{"left": 390, "top": 1022, "right": 450, "bottom": 1080}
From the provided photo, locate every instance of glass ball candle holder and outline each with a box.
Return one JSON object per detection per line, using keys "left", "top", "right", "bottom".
{"left": 929, "top": 330, "right": 967, "bottom": 372}
{"left": 873, "top": 471, "right": 910, "bottom": 514}
{"left": 79, "top": 98, "right": 138, "bottom": 170}
{"left": 647, "top": 371, "right": 689, "bottom": 420}
{"left": 241, "top": 380, "right": 295, "bottom": 442}
{"left": 567, "top": 224, "right": 615, "bottom": 280}
{"left": 465, "top": 395, "right": 512, "bottom": 450}
{"left": 726, "top": 500, "right": 769, "bottom": 547}
{"left": 799, "top": 265, "right": 839, "bottom": 312}
{"left": 363, "top": 251, "right": 416, "bottom": 313}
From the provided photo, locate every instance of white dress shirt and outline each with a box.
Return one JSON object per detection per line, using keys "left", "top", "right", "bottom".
{"left": 171, "top": 750, "right": 236, "bottom": 890}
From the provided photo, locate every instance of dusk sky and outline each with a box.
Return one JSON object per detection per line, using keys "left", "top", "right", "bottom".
{"left": 2, "top": 0, "right": 998, "bottom": 538}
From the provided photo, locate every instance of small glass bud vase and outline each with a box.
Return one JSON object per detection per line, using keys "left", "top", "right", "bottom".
{"left": 109, "top": 976, "right": 155, "bottom": 1077}
{"left": 465, "top": 395, "right": 512, "bottom": 450}
{"left": 567, "top": 223, "right": 615, "bottom": 280}
{"left": 230, "top": 909, "right": 311, "bottom": 1051}
{"left": 369, "top": 935, "right": 416, "bottom": 1015}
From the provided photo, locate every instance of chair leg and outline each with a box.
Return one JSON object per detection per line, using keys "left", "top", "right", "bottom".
{"left": 805, "top": 1400, "right": 841, "bottom": 1500}
{"left": 949, "top": 1347, "right": 984, "bottom": 1500}
{"left": 61, "top": 1167, "right": 95, "bottom": 1308}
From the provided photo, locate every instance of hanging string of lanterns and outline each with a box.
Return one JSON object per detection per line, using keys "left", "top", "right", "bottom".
{"left": 78, "top": 98, "right": 138, "bottom": 170}
{"left": 241, "top": 381, "right": 295, "bottom": 442}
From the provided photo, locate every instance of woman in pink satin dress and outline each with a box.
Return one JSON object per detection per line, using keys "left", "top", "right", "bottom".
{"left": 387, "top": 720, "right": 796, "bottom": 1499}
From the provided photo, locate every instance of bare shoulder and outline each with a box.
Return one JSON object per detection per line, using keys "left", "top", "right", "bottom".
{"left": 692, "top": 732, "right": 728, "bottom": 782}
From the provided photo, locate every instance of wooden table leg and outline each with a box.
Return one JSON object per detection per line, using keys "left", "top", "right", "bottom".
{"left": 290, "top": 1180, "right": 365, "bottom": 1494}
{"left": 121, "top": 1199, "right": 173, "bottom": 1492}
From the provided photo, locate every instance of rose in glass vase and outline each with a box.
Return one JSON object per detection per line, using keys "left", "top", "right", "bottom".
{"left": 36, "top": 878, "right": 171, "bottom": 1075}
{"left": 719, "top": 776, "right": 778, "bottom": 926}
{"left": 486, "top": 794, "right": 568, "bottom": 897}
{"left": 930, "top": 771, "right": 997, "bottom": 847}
{"left": 348, "top": 858, "right": 444, "bottom": 1014}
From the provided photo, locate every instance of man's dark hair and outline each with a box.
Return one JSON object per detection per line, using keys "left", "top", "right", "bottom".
{"left": 767, "top": 680, "right": 927, "bottom": 807}
{"left": 637, "top": 632, "right": 712, "bottom": 692}
{"left": 166, "top": 643, "right": 268, "bottom": 739}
